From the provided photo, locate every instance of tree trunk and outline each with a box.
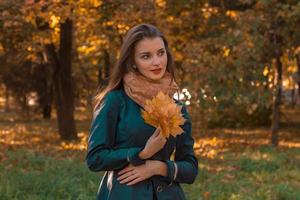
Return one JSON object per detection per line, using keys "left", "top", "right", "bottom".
{"left": 41, "top": 74, "right": 52, "bottom": 120}
{"left": 42, "top": 71, "right": 53, "bottom": 120}
{"left": 4, "top": 85, "right": 10, "bottom": 112}
{"left": 270, "top": 56, "right": 282, "bottom": 146}
{"left": 296, "top": 54, "right": 300, "bottom": 105}
{"left": 46, "top": 18, "right": 77, "bottom": 140}
{"left": 98, "top": 49, "right": 110, "bottom": 86}
{"left": 34, "top": 62, "right": 53, "bottom": 119}
{"left": 291, "top": 84, "right": 296, "bottom": 107}
{"left": 79, "top": 65, "right": 93, "bottom": 109}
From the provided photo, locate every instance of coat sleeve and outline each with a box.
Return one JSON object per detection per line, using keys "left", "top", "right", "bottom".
{"left": 164, "top": 104, "right": 198, "bottom": 184}
{"left": 86, "top": 91, "right": 145, "bottom": 172}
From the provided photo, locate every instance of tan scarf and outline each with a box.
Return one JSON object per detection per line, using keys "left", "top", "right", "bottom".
{"left": 123, "top": 71, "right": 179, "bottom": 108}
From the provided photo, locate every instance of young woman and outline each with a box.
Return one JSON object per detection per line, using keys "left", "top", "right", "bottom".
{"left": 86, "top": 23, "right": 198, "bottom": 200}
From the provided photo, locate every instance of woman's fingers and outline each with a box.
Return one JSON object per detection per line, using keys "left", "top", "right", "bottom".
{"left": 119, "top": 172, "right": 139, "bottom": 184}
{"left": 117, "top": 170, "right": 134, "bottom": 181}
{"left": 154, "top": 132, "right": 166, "bottom": 142}
{"left": 127, "top": 177, "right": 143, "bottom": 186}
{"left": 118, "top": 166, "right": 133, "bottom": 176}
{"left": 152, "top": 127, "right": 160, "bottom": 137}
{"left": 117, "top": 161, "right": 155, "bottom": 186}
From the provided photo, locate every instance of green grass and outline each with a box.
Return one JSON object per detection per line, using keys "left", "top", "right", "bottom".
{"left": 182, "top": 146, "right": 300, "bottom": 200}
{"left": 1, "top": 146, "right": 299, "bottom": 200}
{"left": 0, "top": 149, "right": 100, "bottom": 200}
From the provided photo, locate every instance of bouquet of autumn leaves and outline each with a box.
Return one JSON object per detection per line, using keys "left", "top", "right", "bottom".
{"left": 141, "top": 91, "right": 186, "bottom": 138}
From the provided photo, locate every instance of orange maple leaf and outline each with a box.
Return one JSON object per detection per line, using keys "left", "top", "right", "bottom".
{"left": 141, "top": 91, "right": 186, "bottom": 138}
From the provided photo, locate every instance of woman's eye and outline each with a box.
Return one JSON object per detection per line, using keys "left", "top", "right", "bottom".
{"left": 141, "top": 55, "right": 150, "bottom": 59}
{"left": 158, "top": 51, "right": 165, "bottom": 56}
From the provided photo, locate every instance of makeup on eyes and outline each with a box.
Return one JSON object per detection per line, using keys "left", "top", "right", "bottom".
{"left": 139, "top": 48, "right": 165, "bottom": 59}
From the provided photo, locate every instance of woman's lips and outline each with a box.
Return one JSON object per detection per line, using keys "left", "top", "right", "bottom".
{"left": 151, "top": 69, "right": 162, "bottom": 74}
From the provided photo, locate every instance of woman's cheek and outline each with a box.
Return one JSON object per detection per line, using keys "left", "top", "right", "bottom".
{"left": 140, "top": 61, "right": 151, "bottom": 70}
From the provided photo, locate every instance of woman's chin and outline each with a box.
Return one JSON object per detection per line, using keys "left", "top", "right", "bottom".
{"left": 145, "top": 71, "right": 166, "bottom": 81}
{"left": 148, "top": 74, "right": 164, "bottom": 81}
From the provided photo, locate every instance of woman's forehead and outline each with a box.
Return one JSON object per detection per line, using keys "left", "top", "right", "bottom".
{"left": 135, "top": 37, "right": 165, "bottom": 53}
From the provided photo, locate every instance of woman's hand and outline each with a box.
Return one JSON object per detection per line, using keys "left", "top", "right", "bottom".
{"left": 117, "top": 160, "right": 167, "bottom": 186}
{"left": 138, "top": 127, "right": 166, "bottom": 160}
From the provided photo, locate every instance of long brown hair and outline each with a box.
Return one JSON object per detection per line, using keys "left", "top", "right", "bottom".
{"left": 93, "top": 23, "right": 177, "bottom": 110}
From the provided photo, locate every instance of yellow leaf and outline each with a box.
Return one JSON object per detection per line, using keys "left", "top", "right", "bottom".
{"left": 141, "top": 91, "right": 186, "bottom": 138}
{"left": 263, "top": 66, "right": 269, "bottom": 76}
{"left": 50, "top": 15, "right": 60, "bottom": 29}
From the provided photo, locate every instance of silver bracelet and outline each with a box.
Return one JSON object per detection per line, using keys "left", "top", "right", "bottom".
{"left": 126, "top": 150, "right": 130, "bottom": 162}
{"left": 173, "top": 162, "right": 178, "bottom": 181}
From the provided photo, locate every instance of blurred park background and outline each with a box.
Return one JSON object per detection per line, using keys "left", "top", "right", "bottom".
{"left": 0, "top": 0, "right": 300, "bottom": 199}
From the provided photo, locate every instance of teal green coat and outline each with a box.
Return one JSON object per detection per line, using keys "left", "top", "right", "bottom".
{"left": 86, "top": 88, "right": 198, "bottom": 200}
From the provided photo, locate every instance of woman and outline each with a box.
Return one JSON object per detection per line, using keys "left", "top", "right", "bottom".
{"left": 86, "top": 23, "right": 198, "bottom": 200}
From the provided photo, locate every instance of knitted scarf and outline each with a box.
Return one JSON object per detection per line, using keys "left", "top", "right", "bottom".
{"left": 123, "top": 71, "right": 179, "bottom": 108}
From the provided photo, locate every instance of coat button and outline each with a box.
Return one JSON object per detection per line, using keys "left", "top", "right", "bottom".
{"left": 157, "top": 185, "right": 163, "bottom": 192}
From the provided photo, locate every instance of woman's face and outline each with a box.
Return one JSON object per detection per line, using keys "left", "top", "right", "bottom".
{"left": 134, "top": 37, "right": 167, "bottom": 81}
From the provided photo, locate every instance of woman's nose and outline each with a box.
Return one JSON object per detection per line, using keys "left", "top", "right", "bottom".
{"left": 152, "top": 55, "right": 161, "bottom": 66}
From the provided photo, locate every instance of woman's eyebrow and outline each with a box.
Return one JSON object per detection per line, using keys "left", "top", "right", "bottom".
{"left": 139, "top": 51, "right": 150, "bottom": 55}
{"left": 138, "top": 48, "right": 165, "bottom": 55}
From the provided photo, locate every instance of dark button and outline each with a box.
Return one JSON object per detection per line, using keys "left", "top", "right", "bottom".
{"left": 157, "top": 185, "right": 163, "bottom": 192}
{"left": 167, "top": 182, "right": 173, "bottom": 187}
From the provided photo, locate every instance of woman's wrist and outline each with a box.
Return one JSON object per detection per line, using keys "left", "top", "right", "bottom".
{"left": 149, "top": 160, "right": 167, "bottom": 176}
{"left": 138, "top": 149, "right": 149, "bottom": 160}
